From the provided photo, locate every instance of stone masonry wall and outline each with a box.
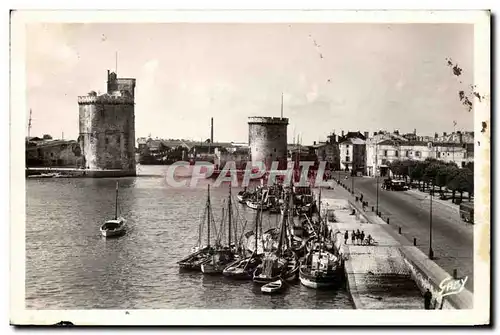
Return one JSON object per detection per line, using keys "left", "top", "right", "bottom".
{"left": 248, "top": 117, "right": 288, "bottom": 168}
{"left": 78, "top": 102, "right": 136, "bottom": 172}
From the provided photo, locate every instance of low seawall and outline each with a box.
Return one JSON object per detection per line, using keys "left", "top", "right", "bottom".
{"left": 26, "top": 168, "right": 136, "bottom": 178}
{"left": 348, "top": 198, "right": 473, "bottom": 309}
{"left": 325, "top": 198, "right": 423, "bottom": 309}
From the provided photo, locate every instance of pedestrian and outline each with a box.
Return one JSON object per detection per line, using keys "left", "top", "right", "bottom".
{"left": 424, "top": 289, "right": 432, "bottom": 310}
{"left": 351, "top": 230, "right": 356, "bottom": 244}
{"left": 344, "top": 230, "right": 349, "bottom": 244}
{"left": 360, "top": 231, "right": 365, "bottom": 244}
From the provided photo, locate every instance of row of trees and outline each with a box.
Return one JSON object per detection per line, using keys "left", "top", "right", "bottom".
{"left": 387, "top": 158, "right": 474, "bottom": 202}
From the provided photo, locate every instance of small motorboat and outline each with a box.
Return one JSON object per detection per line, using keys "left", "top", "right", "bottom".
{"left": 237, "top": 190, "right": 252, "bottom": 203}
{"left": 261, "top": 279, "right": 284, "bottom": 294}
{"left": 28, "top": 172, "right": 60, "bottom": 179}
{"left": 246, "top": 200, "right": 269, "bottom": 211}
{"left": 100, "top": 218, "right": 126, "bottom": 237}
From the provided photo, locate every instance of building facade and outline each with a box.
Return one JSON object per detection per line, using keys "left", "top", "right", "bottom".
{"left": 339, "top": 138, "right": 366, "bottom": 174}
{"left": 365, "top": 131, "right": 408, "bottom": 177}
{"left": 365, "top": 132, "right": 474, "bottom": 177}
{"left": 26, "top": 139, "right": 82, "bottom": 167}
{"left": 248, "top": 117, "right": 288, "bottom": 169}
{"left": 78, "top": 70, "right": 136, "bottom": 175}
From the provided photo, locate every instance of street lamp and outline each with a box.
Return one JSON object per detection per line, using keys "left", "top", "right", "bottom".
{"left": 376, "top": 173, "right": 379, "bottom": 214}
{"left": 351, "top": 170, "right": 354, "bottom": 195}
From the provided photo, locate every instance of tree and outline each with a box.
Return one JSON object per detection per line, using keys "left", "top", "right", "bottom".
{"left": 388, "top": 160, "right": 403, "bottom": 178}
{"left": 435, "top": 165, "right": 449, "bottom": 193}
{"left": 465, "top": 167, "right": 474, "bottom": 201}
{"left": 447, "top": 167, "right": 469, "bottom": 203}
{"left": 424, "top": 162, "right": 442, "bottom": 194}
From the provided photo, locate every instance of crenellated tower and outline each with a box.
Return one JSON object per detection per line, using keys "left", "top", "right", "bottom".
{"left": 78, "top": 70, "right": 137, "bottom": 176}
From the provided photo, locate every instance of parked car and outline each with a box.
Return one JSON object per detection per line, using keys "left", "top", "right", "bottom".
{"left": 382, "top": 179, "right": 408, "bottom": 191}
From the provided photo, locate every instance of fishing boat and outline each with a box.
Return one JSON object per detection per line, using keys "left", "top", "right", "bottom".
{"left": 201, "top": 186, "right": 240, "bottom": 275}
{"left": 201, "top": 248, "right": 238, "bottom": 274}
{"left": 100, "top": 182, "right": 126, "bottom": 238}
{"left": 223, "top": 197, "right": 265, "bottom": 280}
{"left": 299, "top": 249, "right": 343, "bottom": 289}
{"left": 298, "top": 189, "right": 344, "bottom": 288}
{"left": 253, "top": 188, "right": 298, "bottom": 284}
{"left": 178, "top": 185, "right": 215, "bottom": 271}
{"left": 253, "top": 253, "right": 288, "bottom": 285}
{"left": 261, "top": 279, "right": 284, "bottom": 294}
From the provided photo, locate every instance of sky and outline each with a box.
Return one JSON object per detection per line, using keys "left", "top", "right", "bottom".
{"left": 26, "top": 23, "right": 474, "bottom": 144}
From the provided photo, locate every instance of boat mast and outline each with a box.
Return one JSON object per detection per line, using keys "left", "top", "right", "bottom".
{"left": 207, "top": 184, "right": 211, "bottom": 248}
{"left": 228, "top": 185, "right": 232, "bottom": 247}
{"left": 277, "top": 190, "right": 287, "bottom": 257}
{"left": 255, "top": 198, "right": 262, "bottom": 255}
{"left": 27, "top": 109, "right": 32, "bottom": 142}
{"left": 259, "top": 193, "right": 265, "bottom": 251}
{"left": 115, "top": 181, "right": 119, "bottom": 220}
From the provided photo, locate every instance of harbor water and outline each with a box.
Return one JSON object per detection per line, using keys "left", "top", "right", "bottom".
{"left": 26, "top": 165, "right": 354, "bottom": 309}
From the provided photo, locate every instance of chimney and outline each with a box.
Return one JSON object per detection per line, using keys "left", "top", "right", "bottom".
{"left": 210, "top": 117, "right": 214, "bottom": 144}
{"left": 414, "top": 128, "right": 416, "bottom": 135}
{"left": 364, "top": 131, "right": 369, "bottom": 139}
{"left": 341, "top": 130, "right": 345, "bottom": 137}
{"left": 443, "top": 132, "right": 447, "bottom": 136}
{"left": 435, "top": 132, "right": 438, "bottom": 139}
{"left": 394, "top": 129, "right": 399, "bottom": 135}
{"left": 459, "top": 132, "right": 463, "bottom": 143}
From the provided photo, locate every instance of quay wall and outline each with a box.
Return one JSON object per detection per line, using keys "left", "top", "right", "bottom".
{"left": 371, "top": 215, "right": 473, "bottom": 309}
{"left": 347, "top": 199, "right": 473, "bottom": 309}
{"left": 325, "top": 198, "right": 422, "bottom": 309}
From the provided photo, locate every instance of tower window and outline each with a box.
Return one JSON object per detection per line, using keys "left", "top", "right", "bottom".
{"left": 106, "top": 138, "right": 109, "bottom": 145}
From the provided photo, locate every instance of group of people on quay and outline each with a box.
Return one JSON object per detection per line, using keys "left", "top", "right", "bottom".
{"left": 343, "top": 229, "right": 375, "bottom": 246}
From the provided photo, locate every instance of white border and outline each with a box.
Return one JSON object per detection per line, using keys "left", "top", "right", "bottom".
{"left": 10, "top": 9, "right": 491, "bottom": 326}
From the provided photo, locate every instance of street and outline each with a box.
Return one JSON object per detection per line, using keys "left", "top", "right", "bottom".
{"left": 331, "top": 171, "right": 474, "bottom": 292}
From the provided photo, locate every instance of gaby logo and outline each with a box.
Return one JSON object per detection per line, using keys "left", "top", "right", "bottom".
{"left": 438, "top": 276, "right": 468, "bottom": 298}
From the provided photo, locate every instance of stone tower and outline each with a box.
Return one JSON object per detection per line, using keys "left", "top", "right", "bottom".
{"left": 248, "top": 116, "right": 289, "bottom": 170}
{"left": 78, "top": 70, "right": 136, "bottom": 176}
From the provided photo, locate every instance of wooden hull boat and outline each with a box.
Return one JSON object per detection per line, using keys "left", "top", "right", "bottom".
{"left": 100, "top": 218, "right": 126, "bottom": 238}
{"left": 252, "top": 256, "right": 287, "bottom": 285}
{"left": 201, "top": 249, "right": 238, "bottom": 275}
{"left": 261, "top": 279, "right": 284, "bottom": 294}
{"left": 283, "top": 255, "right": 299, "bottom": 282}
{"left": 177, "top": 246, "right": 213, "bottom": 271}
{"left": 222, "top": 256, "right": 262, "bottom": 280}
{"left": 299, "top": 251, "right": 343, "bottom": 289}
